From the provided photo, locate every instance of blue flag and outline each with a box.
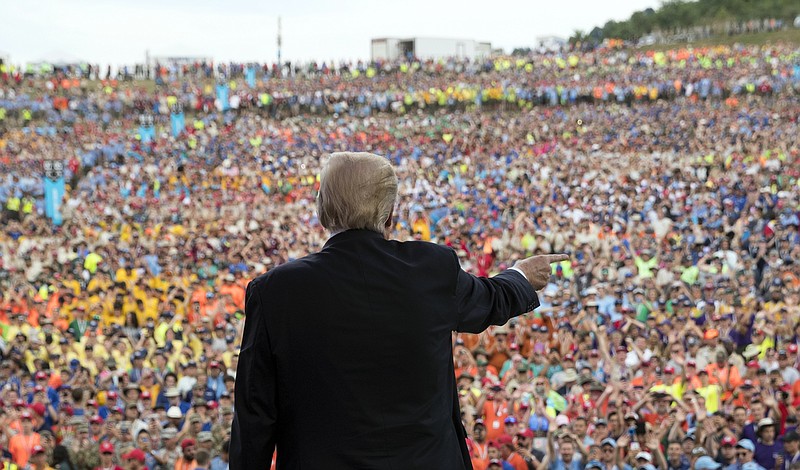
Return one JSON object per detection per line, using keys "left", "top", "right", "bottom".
{"left": 171, "top": 111, "right": 185, "bottom": 137}
{"left": 246, "top": 66, "right": 257, "bottom": 88}
{"left": 139, "top": 125, "right": 156, "bottom": 142}
{"left": 44, "top": 176, "right": 65, "bottom": 225}
{"left": 216, "top": 84, "right": 230, "bottom": 111}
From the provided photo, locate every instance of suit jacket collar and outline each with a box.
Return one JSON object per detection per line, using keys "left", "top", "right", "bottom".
{"left": 323, "top": 229, "right": 385, "bottom": 249}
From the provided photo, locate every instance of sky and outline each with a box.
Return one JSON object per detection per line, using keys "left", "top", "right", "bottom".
{"left": 0, "top": 0, "right": 661, "bottom": 66}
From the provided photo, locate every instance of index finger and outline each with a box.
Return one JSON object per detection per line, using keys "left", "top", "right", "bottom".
{"left": 539, "top": 254, "right": 569, "bottom": 263}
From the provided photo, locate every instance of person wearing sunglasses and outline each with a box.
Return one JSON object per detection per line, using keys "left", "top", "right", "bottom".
{"left": 736, "top": 439, "right": 766, "bottom": 470}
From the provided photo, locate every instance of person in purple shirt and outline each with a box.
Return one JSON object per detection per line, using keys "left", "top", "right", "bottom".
{"left": 742, "top": 401, "right": 769, "bottom": 443}
{"left": 780, "top": 431, "right": 800, "bottom": 470}
{"left": 754, "top": 418, "right": 783, "bottom": 470}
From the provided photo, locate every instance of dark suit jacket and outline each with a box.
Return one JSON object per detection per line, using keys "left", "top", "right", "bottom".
{"left": 230, "top": 229, "right": 539, "bottom": 469}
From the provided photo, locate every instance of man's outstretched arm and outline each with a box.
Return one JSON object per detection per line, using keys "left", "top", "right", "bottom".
{"left": 455, "top": 253, "right": 568, "bottom": 333}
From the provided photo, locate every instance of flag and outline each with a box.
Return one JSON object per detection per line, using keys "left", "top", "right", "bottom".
{"left": 171, "top": 111, "right": 185, "bottom": 137}
{"left": 44, "top": 175, "right": 65, "bottom": 226}
{"left": 216, "top": 83, "right": 230, "bottom": 111}
{"left": 245, "top": 66, "right": 257, "bottom": 88}
{"left": 139, "top": 125, "right": 156, "bottom": 142}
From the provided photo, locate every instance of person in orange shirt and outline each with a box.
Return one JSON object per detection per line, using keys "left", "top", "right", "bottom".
{"left": 706, "top": 351, "right": 743, "bottom": 391}
{"left": 732, "top": 380, "right": 760, "bottom": 407}
{"left": 487, "top": 328, "right": 512, "bottom": 372}
{"left": 218, "top": 274, "right": 245, "bottom": 310}
{"left": 470, "top": 420, "right": 490, "bottom": 462}
{"left": 8, "top": 411, "right": 41, "bottom": 467}
{"left": 497, "top": 434, "right": 528, "bottom": 470}
{"left": 482, "top": 386, "right": 511, "bottom": 441}
{"left": 175, "top": 438, "right": 198, "bottom": 470}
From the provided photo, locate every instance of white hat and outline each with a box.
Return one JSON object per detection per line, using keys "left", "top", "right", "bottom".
{"left": 166, "top": 406, "right": 183, "bottom": 419}
{"left": 555, "top": 415, "right": 570, "bottom": 427}
{"left": 636, "top": 452, "right": 653, "bottom": 462}
{"left": 758, "top": 418, "right": 775, "bottom": 428}
{"left": 742, "top": 344, "right": 761, "bottom": 360}
{"left": 164, "top": 388, "right": 180, "bottom": 398}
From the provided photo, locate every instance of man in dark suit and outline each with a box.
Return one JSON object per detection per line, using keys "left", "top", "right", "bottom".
{"left": 231, "top": 152, "right": 566, "bottom": 469}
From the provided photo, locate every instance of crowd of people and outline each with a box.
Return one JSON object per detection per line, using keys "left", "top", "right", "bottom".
{"left": 0, "top": 41, "right": 799, "bottom": 470}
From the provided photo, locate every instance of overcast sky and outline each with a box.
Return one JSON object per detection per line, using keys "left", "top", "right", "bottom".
{"left": 1, "top": 0, "right": 661, "bottom": 66}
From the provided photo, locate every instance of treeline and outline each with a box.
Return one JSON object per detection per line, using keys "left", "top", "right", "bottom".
{"left": 571, "top": 0, "right": 800, "bottom": 44}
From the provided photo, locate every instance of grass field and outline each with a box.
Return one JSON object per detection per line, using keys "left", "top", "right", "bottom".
{"left": 636, "top": 28, "right": 800, "bottom": 51}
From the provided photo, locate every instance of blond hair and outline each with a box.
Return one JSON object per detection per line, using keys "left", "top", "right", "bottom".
{"left": 316, "top": 152, "right": 398, "bottom": 234}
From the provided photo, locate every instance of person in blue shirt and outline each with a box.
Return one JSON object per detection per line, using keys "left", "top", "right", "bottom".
{"left": 210, "top": 439, "right": 230, "bottom": 470}
{"left": 540, "top": 427, "right": 586, "bottom": 470}
{"left": 737, "top": 439, "right": 767, "bottom": 470}
{"left": 715, "top": 436, "right": 738, "bottom": 470}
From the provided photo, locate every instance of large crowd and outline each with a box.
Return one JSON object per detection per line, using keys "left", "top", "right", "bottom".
{"left": 0, "top": 42, "right": 799, "bottom": 470}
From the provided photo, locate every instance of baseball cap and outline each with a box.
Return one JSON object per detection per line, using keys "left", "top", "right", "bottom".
{"left": 123, "top": 449, "right": 146, "bottom": 463}
{"left": 517, "top": 429, "right": 534, "bottom": 439}
{"left": 586, "top": 461, "right": 606, "bottom": 470}
{"left": 695, "top": 457, "right": 721, "bottom": 470}
{"left": 167, "top": 406, "right": 183, "bottom": 419}
{"left": 600, "top": 438, "right": 617, "bottom": 448}
{"left": 758, "top": 418, "right": 775, "bottom": 428}
{"left": 721, "top": 436, "right": 737, "bottom": 446}
{"left": 31, "top": 445, "right": 46, "bottom": 456}
{"left": 100, "top": 442, "right": 115, "bottom": 454}
{"left": 737, "top": 439, "right": 755, "bottom": 452}
{"left": 635, "top": 452, "right": 653, "bottom": 462}
{"left": 181, "top": 438, "right": 196, "bottom": 449}
{"left": 784, "top": 432, "right": 800, "bottom": 443}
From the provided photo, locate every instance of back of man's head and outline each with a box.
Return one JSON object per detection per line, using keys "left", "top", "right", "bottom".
{"left": 317, "top": 152, "right": 398, "bottom": 235}
{"left": 195, "top": 449, "right": 210, "bottom": 466}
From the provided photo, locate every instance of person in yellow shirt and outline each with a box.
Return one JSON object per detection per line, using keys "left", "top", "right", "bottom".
{"left": 115, "top": 266, "right": 138, "bottom": 287}
{"left": 694, "top": 370, "right": 721, "bottom": 413}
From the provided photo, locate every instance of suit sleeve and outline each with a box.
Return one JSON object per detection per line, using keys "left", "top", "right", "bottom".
{"left": 230, "top": 280, "right": 278, "bottom": 470}
{"left": 453, "top": 251, "right": 540, "bottom": 334}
